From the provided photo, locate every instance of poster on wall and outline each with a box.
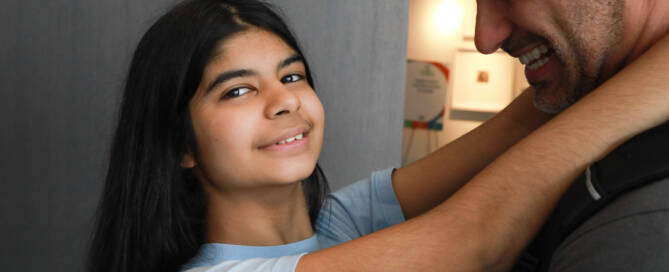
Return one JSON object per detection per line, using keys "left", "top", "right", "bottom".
{"left": 451, "top": 49, "right": 514, "bottom": 112}
{"left": 404, "top": 60, "right": 449, "bottom": 131}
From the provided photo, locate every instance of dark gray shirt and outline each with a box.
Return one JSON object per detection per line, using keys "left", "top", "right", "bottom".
{"left": 549, "top": 177, "right": 669, "bottom": 271}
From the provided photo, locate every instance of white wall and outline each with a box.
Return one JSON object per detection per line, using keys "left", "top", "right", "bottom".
{"left": 403, "top": 0, "right": 528, "bottom": 165}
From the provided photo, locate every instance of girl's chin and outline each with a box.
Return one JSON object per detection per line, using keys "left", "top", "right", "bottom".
{"left": 262, "top": 162, "right": 316, "bottom": 183}
{"left": 264, "top": 165, "right": 317, "bottom": 184}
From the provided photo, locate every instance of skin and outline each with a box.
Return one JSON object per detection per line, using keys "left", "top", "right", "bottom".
{"left": 183, "top": 28, "right": 324, "bottom": 246}
{"left": 475, "top": 0, "right": 669, "bottom": 113}
{"left": 299, "top": 36, "right": 669, "bottom": 271}
{"left": 179, "top": 22, "right": 669, "bottom": 272}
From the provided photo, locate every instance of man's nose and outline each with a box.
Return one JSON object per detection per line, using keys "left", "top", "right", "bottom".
{"left": 474, "top": 0, "right": 513, "bottom": 54}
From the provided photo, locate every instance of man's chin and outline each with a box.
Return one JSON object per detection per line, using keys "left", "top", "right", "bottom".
{"left": 533, "top": 99, "right": 565, "bottom": 114}
{"left": 532, "top": 82, "right": 574, "bottom": 114}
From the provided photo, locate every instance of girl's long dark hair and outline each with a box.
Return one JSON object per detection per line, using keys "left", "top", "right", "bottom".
{"left": 87, "top": 1, "right": 329, "bottom": 271}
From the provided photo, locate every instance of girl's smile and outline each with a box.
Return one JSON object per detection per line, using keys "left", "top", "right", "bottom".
{"left": 258, "top": 125, "right": 311, "bottom": 153}
{"left": 184, "top": 28, "right": 325, "bottom": 190}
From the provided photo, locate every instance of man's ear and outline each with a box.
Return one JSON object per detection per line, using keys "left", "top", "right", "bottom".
{"left": 180, "top": 152, "right": 197, "bottom": 168}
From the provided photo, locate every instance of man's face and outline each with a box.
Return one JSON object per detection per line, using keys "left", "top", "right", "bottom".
{"left": 475, "top": 0, "right": 625, "bottom": 113}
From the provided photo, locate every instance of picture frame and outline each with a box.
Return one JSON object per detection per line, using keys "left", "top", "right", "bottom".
{"left": 451, "top": 48, "right": 515, "bottom": 112}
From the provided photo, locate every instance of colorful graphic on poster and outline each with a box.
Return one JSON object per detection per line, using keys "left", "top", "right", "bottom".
{"left": 404, "top": 60, "right": 449, "bottom": 131}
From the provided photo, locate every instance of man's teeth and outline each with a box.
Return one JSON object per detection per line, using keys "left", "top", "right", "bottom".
{"left": 520, "top": 44, "right": 550, "bottom": 65}
{"left": 277, "top": 133, "right": 304, "bottom": 145}
{"left": 527, "top": 57, "right": 550, "bottom": 70}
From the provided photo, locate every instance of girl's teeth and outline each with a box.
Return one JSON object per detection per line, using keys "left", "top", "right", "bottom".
{"left": 276, "top": 133, "right": 304, "bottom": 145}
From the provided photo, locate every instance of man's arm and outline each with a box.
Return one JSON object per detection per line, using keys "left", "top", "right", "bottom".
{"left": 296, "top": 35, "right": 669, "bottom": 272}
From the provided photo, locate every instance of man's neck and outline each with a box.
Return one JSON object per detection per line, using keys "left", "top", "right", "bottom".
{"left": 599, "top": 0, "right": 669, "bottom": 82}
{"left": 623, "top": 0, "right": 669, "bottom": 65}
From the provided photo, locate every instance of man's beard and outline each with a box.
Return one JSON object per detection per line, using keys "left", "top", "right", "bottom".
{"left": 528, "top": 0, "right": 625, "bottom": 114}
{"left": 531, "top": 63, "right": 599, "bottom": 114}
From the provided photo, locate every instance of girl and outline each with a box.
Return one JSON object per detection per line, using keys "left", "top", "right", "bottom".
{"left": 88, "top": 0, "right": 669, "bottom": 271}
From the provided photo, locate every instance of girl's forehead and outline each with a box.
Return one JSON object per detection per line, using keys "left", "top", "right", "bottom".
{"left": 210, "top": 28, "right": 296, "bottom": 66}
{"left": 193, "top": 28, "right": 303, "bottom": 100}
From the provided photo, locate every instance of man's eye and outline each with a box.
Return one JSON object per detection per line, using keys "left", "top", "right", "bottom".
{"left": 223, "top": 87, "right": 252, "bottom": 99}
{"left": 281, "top": 74, "right": 304, "bottom": 83}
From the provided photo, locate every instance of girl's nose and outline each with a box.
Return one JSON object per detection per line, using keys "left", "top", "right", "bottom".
{"left": 264, "top": 82, "right": 302, "bottom": 119}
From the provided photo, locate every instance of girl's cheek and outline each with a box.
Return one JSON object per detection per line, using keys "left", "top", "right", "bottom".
{"left": 301, "top": 90, "right": 325, "bottom": 123}
{"left": 208, "top": 112, "right": 254, "bottom": 147}
{"left": 197, "top": 115, "right": 253, "bottom": 185}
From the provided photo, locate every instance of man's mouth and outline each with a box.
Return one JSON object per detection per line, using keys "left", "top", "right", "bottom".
{"left": 511, "top": 41, "right": 561, "bottom": 84}
{"left": 519, "top": 43, "right": 554, "bottom": 70}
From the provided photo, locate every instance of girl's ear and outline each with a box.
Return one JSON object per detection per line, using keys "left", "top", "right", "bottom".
{"left": 180, "top": 152, "right": 197, "bottom": 168}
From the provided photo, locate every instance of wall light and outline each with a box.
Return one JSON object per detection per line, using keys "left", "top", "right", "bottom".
{"left": 433, "top": 0, "right": 464, "bottom": 35}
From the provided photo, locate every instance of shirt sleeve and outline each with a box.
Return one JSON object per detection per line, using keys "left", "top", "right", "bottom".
{"left": 184, "top": 254, "right": 306, "bottom": 272}
{"left": 315, "top": 168, "right": 406, "bottom": 248}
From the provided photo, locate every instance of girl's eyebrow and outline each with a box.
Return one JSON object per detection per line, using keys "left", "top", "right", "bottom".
{"left": 278, "top": 54, "right": 303, "bottom": 70}
{"left": 206, "top": 54, "right": 303, "bottom": 93}
{"left": 207, "top": 69, "right": 255, "bottom": 92}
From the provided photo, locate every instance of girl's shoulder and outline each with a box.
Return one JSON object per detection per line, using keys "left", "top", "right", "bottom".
{"left": 315, "top": 168, "right": 405, "bottom": 248}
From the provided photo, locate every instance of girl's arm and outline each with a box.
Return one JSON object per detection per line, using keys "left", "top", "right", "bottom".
{"left": 394, "top": 86, "right": 550, "bottom": 219}
{"left": 297, "top": 34, "right": 669, "bottom": 272}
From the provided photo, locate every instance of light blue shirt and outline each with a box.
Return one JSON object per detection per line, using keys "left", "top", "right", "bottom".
{"left": 182, "top": 168, "right": 405, "bottom": 271}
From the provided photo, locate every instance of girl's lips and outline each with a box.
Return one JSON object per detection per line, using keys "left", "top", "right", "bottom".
{"left": 260, "top": 132, "right": 310, "bottom": 152}
{"left": 258, "top": 124, "right": 311, "bottom": 148}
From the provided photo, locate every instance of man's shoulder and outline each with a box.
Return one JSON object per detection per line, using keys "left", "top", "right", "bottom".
{"left": 549, "top": 176, "right": 669, "bottom": 272}
{"left": 572, "top": 175, "right": 669, "bottom": 226}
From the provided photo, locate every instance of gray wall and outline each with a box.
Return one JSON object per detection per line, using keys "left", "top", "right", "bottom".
{"left": 271, "top": 0, "right": 408, "bottom": 189}
{"left": 0, "top": 0, "right": 408, "bottom": 271}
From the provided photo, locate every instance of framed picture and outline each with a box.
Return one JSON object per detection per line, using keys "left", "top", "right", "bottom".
{"left": 451, "top": 48, "right": 515, "bottom": 112}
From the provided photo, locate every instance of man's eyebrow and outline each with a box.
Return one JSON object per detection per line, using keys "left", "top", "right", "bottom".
{"left": 206, "top": 69, "right": 255, "bottom": 92}
{"left": 278, "top": 54, "right": 304, "bottom": 70}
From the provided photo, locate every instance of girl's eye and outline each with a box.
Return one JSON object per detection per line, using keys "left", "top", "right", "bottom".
{"left": 222, "top": 87, "right": 252, "bottom": 99}
{"left": 281, "top": 74, "right": 304, "bottom": 83}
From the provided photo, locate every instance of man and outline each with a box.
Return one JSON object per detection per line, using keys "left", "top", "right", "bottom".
{"left": 474, "top": 0, "right": 669, "bottom": 271}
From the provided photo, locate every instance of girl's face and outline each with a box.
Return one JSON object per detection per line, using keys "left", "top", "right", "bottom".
{"left": 184, "top": 29, "right": 324, "bottom": 192}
